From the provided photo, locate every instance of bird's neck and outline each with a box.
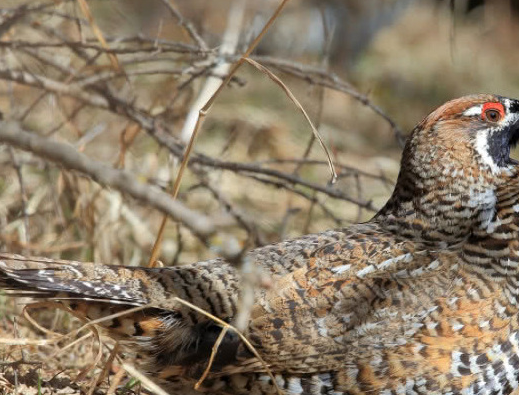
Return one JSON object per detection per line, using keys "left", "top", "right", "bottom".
{"left": 373, "top": 165, "right": 513, "bottom": 246}
{"left": 460, "top": 179, "right": 519, "bottom": 310}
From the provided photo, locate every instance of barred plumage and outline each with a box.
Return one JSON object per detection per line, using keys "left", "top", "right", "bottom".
{"left": 2, "top": 94, "right": 519, "bottom": 394}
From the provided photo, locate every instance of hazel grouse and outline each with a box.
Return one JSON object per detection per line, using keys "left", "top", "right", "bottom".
{"left": 2, "top": 94, "right": 519, "bottom": 395}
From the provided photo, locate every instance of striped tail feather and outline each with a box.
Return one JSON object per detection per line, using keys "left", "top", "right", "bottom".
{"left": 0, "top": 253, "right": 148, "bottom": 305}
{"left": 0, "top": 253, "right": 178, "bottom": 341}
{"left": 0, "top": 252, "right": 261, "bottom": 388}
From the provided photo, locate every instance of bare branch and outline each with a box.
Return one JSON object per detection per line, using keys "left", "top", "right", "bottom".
{"left": 151, "top": 128, "right": 378, "bottom": 210}
{"left": 0, "top": 121, "right": 216, "bottom": 238}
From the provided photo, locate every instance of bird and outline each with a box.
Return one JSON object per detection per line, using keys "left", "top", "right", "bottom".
{"left": 2, "top": 93, "right": 519, "bottom": 395}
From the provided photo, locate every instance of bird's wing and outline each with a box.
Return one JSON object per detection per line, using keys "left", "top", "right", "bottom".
{"left": 0, "top": 223, "right": 429, "bottom": 369}
{"left": 237, "top": 235, "right": 447, "bottom": 370}
{"left": 217, "top": 181, "right": 519, "bottom": 389}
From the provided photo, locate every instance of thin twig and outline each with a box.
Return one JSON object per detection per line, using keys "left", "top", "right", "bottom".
{"left": 244, "top": 57, "right": 337, "bottom": 183}
{"left": 147, "top": 0, "right": 292, "bottom": 266}
{"left": 160, "top": 0, "right": 209, "bottom": 51}
{"left": 106, "top": 366, "right": 125, "bottom": 395}
{"left": 122, "top": 364, "right": 171, "bottom": 395}
{"left": 7, "top": 148, "right": 30, "bottom": 247}
{"left": 194, "top": 326, "right": 229, "bottom": 389}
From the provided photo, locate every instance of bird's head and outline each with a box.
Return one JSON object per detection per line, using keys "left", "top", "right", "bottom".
{"left": 407, "top": 94, "right": 519, "bottom": 176}
{"left": 376, "top": 94, "right": 519, "bottom": 245}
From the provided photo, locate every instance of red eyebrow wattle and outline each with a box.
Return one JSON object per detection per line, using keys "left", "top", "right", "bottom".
{"left": 482, "top": 102, "right": 505, "bottom": 117}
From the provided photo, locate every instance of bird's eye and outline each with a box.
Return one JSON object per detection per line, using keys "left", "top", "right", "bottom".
{"left": 481, "top": 102, "right": 505, "bottom": 123}
{"left": 485, "top": 109, "right": 501, "bottom": 122}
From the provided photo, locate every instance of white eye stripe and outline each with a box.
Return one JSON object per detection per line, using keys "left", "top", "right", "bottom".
{"left": 463, "top": 105, "right": 483, "bottom": 117}
{"left": 502, "top": 107, "right": 519, "bottom": 126}
{"left": 474, "top": 131, "right": 500, "bottom": 175}
{"left": 503, "top": 114, "right": 518, "bottom": 125}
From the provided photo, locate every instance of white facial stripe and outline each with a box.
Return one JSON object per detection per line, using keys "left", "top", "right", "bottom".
{"left": 503, "top": 112, "right": 519, "bottom": 126}
{"left": 502, "top": 98, "right": 519, "bottom": 126}
{"left": 463, "top": 105, "right": 483, "bottom": 117}
{"left": 475, "top": 130, "right": 501, "bottom": 175}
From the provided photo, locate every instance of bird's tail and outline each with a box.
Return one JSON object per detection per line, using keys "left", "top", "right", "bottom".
{"left": 0, "top": 253, "right": 245, "bottom": 374}
{"left": 0, "top": 253, "right": 171, "bottom": 339}
{"left": 0, "top": 253, "right": 150, "bottom": 304}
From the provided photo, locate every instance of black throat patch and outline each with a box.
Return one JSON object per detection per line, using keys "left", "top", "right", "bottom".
{"left": 487, "top": 127, "right": 512, "bottom": 167}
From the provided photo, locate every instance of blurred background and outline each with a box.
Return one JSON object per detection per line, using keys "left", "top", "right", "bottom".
{"left": 1, "top": 0, "right": 519, "bottom": 393}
